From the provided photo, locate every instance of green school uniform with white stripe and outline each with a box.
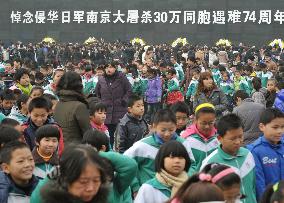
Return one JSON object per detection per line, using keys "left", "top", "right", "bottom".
{"left": 183, "top": 134, "right": 219, "bottom": 175}
{"left": 82, "top": 76, "right": 98, "bottom": 95}
{"left": 186, "top": 79, "right": 198, "bottom": 100}
{"left": 260, "top": 71, "right": 273, "bottom": 88}
{"left": 245, "top": 76, "right": 254, "bottom": 96}
{"left": 201, "top": 146, "right": 257, "bottom": 203}
{"left": 134, "top": 177, "right": 171, "bottom": 203}
{"left": 124, "top": 134, "right": 189, "bottom": 192}
{"left": 212, "top": 68, "right": 221, "bottom": 86}
{"left": 234, "top": 76, "right": 250, "bottom": 95}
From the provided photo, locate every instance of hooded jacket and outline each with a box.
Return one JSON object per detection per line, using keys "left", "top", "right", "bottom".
{"left": 247, "top": 136, "right": 284, "bottom": 200}
{"left": 181, "top": 124, "right": 218, "bottom": 175}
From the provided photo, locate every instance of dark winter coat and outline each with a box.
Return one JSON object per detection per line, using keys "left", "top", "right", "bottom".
{"left": 115, "top": 113, "right": 149, "bottom": 153}
{"left": 54, "top": 90, "right": 91, "bottom": 145}
{"left": 193, "top": 88, "right": 229, "bottom": 116}
{"left": 95, "top": 71, "right": 132, "bottom": 125}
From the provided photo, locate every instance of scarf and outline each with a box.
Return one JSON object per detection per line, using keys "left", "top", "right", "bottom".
{"left": 17, "top": 83, "right": 33, "bottom": 95}
{"left": 156, "top": 169, "right": 188, "bottom": 197}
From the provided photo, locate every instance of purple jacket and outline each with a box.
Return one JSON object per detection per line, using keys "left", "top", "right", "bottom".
{"left": 145, "top": 76, "right": 162, "bottom": 103}
{"left": 95, "top": 71, "right": 132, "bottom": 125}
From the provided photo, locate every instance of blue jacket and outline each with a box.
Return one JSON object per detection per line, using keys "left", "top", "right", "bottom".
{"left": 274, "top": 89, "right": 284, "bottom": 113}
{"left": 247, "top": 136, "right": 284, "bottom": 200}
{"left": 0, "top": 171, "right": 38, "bottom": 203}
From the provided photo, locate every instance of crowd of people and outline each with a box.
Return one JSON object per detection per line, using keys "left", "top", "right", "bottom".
{"left": 0, "top": 39, "right": 284, "bottom": 203}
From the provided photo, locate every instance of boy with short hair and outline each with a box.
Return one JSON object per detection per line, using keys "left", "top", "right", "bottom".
{"left": 8, "top": 94, "right": 29, "bottom": 124}
{"left": 13, "top": 68, "right": 33, "bottom": 95}
{"left": 0, "top": 89, "right": 16, "bottom": 116}
{"left": 0, "top": 141, "right": 39, "bottom": 202}
{"left": 185, "top": 68, "right": 199, "bottom": 103}
{"left": 89, "top": 101, "right": 110, "bottom": 137}
{"left": 22, "top": 97, "right": 64, "bottom": 156}
{"left": 233, "top": 70, "right": 250, "bottom": 95}
{"left": 170, "top": 101, "right": 190, "bottom": 136}
{"left": 201, "top": 113, "right": 257, "bottom": 203}
{"left": 1, "top": 118, "right": 25, "bottom": 142}
{"left": 115, "top": 94, "right": 148, "bottom": 153}
{"left": 247, "top": 108, "right": 284, "bottom": 200}
{"left": 32, "top": 125, "right": 60, "bottom": 179}
{"left": 0, "top": 125, "right": 22, "bottom": 150}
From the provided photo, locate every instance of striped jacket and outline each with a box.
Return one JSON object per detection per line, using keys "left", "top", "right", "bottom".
{"left": 201, "top": 146, "right": 257, "bottom": 203}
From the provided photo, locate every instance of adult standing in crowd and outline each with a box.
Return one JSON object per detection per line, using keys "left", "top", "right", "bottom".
{"left": 54, "top": 72, "right": 91, "bottom": 145}
{"left": 193, "top": 71, "right": 229, "bottom": 117}
{"left": 233, "top": 90, "right": 265, "bottom": 145}
{"left": 95, "top": 61, "right": 132, "bottom": 147}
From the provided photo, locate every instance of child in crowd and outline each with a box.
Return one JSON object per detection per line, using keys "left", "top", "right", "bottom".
{"left": 29, "top": 86, "right": 44, "bottom": 99}
{"left": 251, "top": 77, "right": 266, "bottom": 106}
{"left": 43, "top": 68, "right": 65, "bottom": 97}
{"left": 135, "top": 140, "right": 190, "bottom": 203}
{"left": 201, "top": 113, "right": 257, "bottom": 203}
{"left": 82, "top": 129, "right": 137, "bottom": 203}
{"left": 115, "top": 94, "right": 148, "bottom": 153}
{"left": 181, "top": 103, "right": 219, "bottom": 175}
{"left": 259, "top": 62, "right": 273, "bottom": 88}
{"left": 82, "top": 64, "right": 96, "bottom": 96}
{"left": 30, "top": 145, "right": 109, "bottom": 203}
{"left": 144, "top": 68, "right": 162, "bottom": 123}
{"left": 0, "top": 141, "right": 39, "bottom": 202}
{"left": 247, "top": 108, "right": 284, "bottom": 200}
{"left": 0, "top": 89, "right": 16, "bottom": 116}
{"left": 0, "top": 125, "right": 22, "bottom": 150}
{"left": 132, "top": 65, "right": 148, "bottom": 98}
{"left": 13, "top": 68, "right": 33, "bottom": 95}
{"left": 243, "top": 65, "right": 255, "bottom": 95}
{"left": 22, "top": 97, "right": 64, "bottom": 155}
{"left": 95, "top": 65, "right": 105, "bottom": 76}
{"left": 211, "top": 60, "right": 222, "bottom": 86}
{"left": 170, "top": 102, "right": 190, "bottom": 136}
{"left": 261, "top": 181, "right": 284, "bottom": 203}
{"left": 171, "top": 56, "right": 184, "bottom": 83}
{"left": 165, "top": 69, "right": 184, "bottom": 105}
{"left": 32, "top": 125, "right": 60, "bottom": 179}
{"left": 233, "top": 70, "right": 250, "bottom": 95}
{"left": 42, "top": 93, "right": 58, "bottom": 116}
{"left": 220, "top": 71, "right": 235, "bottom": 109}
{"left": 1, "top": 118, "right": 25, "bottom": 143}
{"left": 202, "top": 163, "right": 243, "bottom": 203}
{"left": 34, "top": 71, "right": 49, "bottom": 87}
{"left": 89, "top": 101, "right": 110, "bottom": 137}
{"left": 8, "top": 94, "right": 29, "bottom": 124}
{"left": 266, "top": 79, "right": 278, "bottom": 108}
{"left": 124, "top": 109, "right": 188, "bottom": 195}
{"left": 185, "top": 68, "right": 199, "bottom": 103}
